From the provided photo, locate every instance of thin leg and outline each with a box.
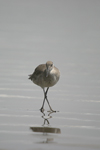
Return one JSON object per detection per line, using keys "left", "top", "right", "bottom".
{"left": 45, "top": 96, "right": 56, "bottom": 112}
{"left": 40, "top": 88, "right": 45, "bottom": 113}
{"left": 40, "top": 87, "right": 56, "bottom": 113}
{"left": 45, "top": 87, "right": 56, "bottom": 112}
{"left": 45, "top": 87, "right": 49, "bottom": 98}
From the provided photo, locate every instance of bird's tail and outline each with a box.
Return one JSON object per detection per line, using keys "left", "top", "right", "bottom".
{"left": 28, "top": 74, "right": 32, "bottom": 80}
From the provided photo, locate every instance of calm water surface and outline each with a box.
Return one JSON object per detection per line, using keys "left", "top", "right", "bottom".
{"left": 0, "top": 49, "right": 100, "bottom": 150}
{"left": 0, "top": 1, "right": 100, "bottom": 150}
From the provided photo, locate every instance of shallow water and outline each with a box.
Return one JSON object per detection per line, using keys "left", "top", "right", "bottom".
{"left": 0, "top": 1, "right": 100, "bottom": 150}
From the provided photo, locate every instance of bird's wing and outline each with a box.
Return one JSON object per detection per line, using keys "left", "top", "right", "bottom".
{"left": 28, "top": 64, "right": 46, "bottom": 80}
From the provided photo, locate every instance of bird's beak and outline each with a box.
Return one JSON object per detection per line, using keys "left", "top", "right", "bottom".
{"left": 46, "top": 67, "right": 50, "bottom": 77}
{"left": 46, "top": 69, "right": 49, "bottom": 77}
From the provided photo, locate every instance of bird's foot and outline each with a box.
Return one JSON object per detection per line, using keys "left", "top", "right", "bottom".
{"left": 47, "top": 109, "right": 57, "bottom": 113}
{"left": 47, "top": 109, "right": 57, "bottom": 116}
{"left": 40, "top": 107, "right": 45, "bottom": 113}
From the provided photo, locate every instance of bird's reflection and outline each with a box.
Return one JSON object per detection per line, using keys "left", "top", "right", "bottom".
{"left": 30, "top": 109, "right": 61, "bottom": 134}
{"left": 41, "top": 109, "right": 55, "bottom": 126}
{"left": 30, "top": 109, "right": 61, "bottom": 144}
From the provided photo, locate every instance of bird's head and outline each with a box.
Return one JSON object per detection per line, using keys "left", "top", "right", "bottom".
{"left": 46, "top": 61, "right": 54, "bottom": 77}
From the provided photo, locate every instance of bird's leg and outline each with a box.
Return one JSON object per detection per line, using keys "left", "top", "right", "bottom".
{"left": 45, "top": 87, "right": 49, "bottom": 99}
{"left": 46, "top": 97, "right": 56, "bottom": 113}
{"left": 40, "top": 87, "right": 56, "bottom": 113}
{"left": 40, "top": 88, "right": 49, "bottom": 112}
{"left": 45, "top": 87, "right": 56, "bottom": 113}
{"left": 40, "top": 88, "right": 46, "bottom": 113}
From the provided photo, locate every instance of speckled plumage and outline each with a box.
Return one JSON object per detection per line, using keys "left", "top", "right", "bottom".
{"left": 29, "top": 61, "right": 60, "bottom": 88}
{"left": 28, "top": 61, "right": 60, "bottom": 112}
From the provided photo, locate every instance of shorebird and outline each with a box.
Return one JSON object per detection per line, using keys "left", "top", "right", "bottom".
{"left": 28, "top": 61, "right": 60, "bottom": 112}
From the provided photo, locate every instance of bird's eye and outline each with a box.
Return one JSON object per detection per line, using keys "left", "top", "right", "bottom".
{"left": 51, "top": 64, "right": 53, "bottom": 67}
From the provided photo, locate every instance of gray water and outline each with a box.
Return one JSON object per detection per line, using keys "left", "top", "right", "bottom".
{"left": 0, "top": 0, "right": 100, "bottom": 150}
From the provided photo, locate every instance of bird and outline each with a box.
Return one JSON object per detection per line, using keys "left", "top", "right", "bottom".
{"left": 28, "top": 61, "right": 60, "bottom": 113}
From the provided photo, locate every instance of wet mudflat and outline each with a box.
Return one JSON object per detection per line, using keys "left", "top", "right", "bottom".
{"left": 0, "top": 59, "right": 100, "bottom": 150}
{"left": 0, "top": 1, "right": 100, "bottom": 150}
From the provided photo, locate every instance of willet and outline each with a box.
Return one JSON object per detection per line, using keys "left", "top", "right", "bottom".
{"left": 28, "top": 61, "right": 60, "bottom": 112}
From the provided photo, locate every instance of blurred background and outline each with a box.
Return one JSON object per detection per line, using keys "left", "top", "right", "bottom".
{"left": 0, "top": 0, "right": 100, "bottom": 150}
